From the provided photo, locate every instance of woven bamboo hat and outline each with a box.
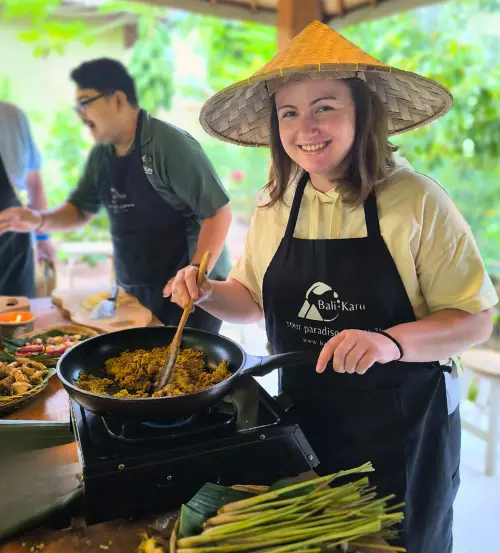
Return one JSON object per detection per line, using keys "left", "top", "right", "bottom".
{"left": 200, "top": 20, "right": 452, "bottom": 147}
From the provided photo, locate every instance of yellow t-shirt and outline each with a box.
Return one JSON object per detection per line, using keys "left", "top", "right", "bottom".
{"left": 229, "top": 162, "right": 498, "bottom": 320}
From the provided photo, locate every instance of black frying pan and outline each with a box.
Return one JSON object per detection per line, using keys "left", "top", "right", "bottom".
{"left": 56, "top": 326, "right": 317, "bottom": 421}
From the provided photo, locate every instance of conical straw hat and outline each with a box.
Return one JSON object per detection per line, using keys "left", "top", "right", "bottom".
{"left": 200, "top": 20, "right": 452, "bottom": 147}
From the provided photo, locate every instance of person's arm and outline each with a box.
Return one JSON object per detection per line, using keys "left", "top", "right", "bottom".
{"left": 387, "top": 308, "right": 493, "bottom": 361}
{"left": 317, "top": 199, "right": 498, "bottom": 375}
{"left": 25, "top": 169, "right": 58, "bottom": 263}
{"left": 190, "top": 204, "right": 232, "bottom": 273}
{"left": 164, "top": 208, "right": 265, "bottom": 324}
{"left": 34, "top": 202, "right": 94, "bottom": 232}
{"left": 0, "top": 202, "right": 93, "bottom": 236}
{"left": 25, "top": 170, "right": 48, "bottom": 212}
{"left": 161, "top": 131, "right": 232, "bottom": 272}
{"left": 316, "top": 308, "right": 494, "bottom": 374}
{"left": 0, "top": 146, "right": 101, "bottom": 236}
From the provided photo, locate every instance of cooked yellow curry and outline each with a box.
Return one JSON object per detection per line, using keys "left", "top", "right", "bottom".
{"left": 76, "top": 346, "right": 231, "bottom": 398}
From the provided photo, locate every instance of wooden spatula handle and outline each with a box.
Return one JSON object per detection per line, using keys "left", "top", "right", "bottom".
{"left": 196, "top": 251, "right": 212, "bottom": 286}
{"left": 172, "top": 252, "right": 212, "bottom": 343}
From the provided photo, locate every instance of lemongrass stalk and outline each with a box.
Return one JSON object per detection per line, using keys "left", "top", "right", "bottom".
{"left": 202, "top": 488, "right": 340, "bottom": 541}
{"left": 219, "top": 519, "right": 385, "bottom": 546}
{"left": 197, "top": 491, "right": 386, "bottom": 544}
{"left": 180, "top": 517, "right": 369, "bottom": 548}
{"left": 202, "top": 509, "right": 363, "bottom": 543}
{"left": 349, "top": 542, "right": 406, "bottom": 552}
{"left": 180, "top": 515, "right": 383, "bottom": 549}
{"left": 385, "top": 502, "right": 406, "bottom": 513}
{"left": 218, "top": 463, "right": 373, "bottom": 514}
{"left": 222, "top": 514, "right": 384, "bottom": 540}
{"left": 204, "top": 512, "right": 271, "bottom": 527}
{"left": 222, "top": 478, "right": 370, "bottom": 519}
{"left": 176, "top": 523, "right": 381, "bottom": 553}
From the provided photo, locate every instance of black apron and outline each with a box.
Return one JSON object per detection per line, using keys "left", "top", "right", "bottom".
{"left": 98, "top": 110, "right": 222, "bottom": 333}
{"left": 0, "top": 154, "right": 35, "bottom": 297}
{"left": 262, "top": 172, "right": 460, "bottom": 553}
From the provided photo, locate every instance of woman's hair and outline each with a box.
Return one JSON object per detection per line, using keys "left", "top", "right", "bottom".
{"left": 263, "top": 77, "right": 397, "bottom": 208}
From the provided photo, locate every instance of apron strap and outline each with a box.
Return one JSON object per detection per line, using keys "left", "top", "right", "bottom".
{"left": 285, "top": 172, "right": 382, "bottom": 239}
{"left": 284, "top": 171, "right": 310, "bottom": 238}
{"left": 363, "top": 192, "right": 381, "bottom": 237}
{"left": 134, "top": 109, "right": 144, "bottom": 153}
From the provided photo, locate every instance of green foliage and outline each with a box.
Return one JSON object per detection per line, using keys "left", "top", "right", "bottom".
{"left": 43, "top": 107, "right": 110, "bottom": 263}
{"left": 342, "top": 0, "right": 500, "bottom": 272}
{"left": 128, "top": 17, "right": 175, "bottom": 114}
{"left": 173, "top": 13, "right": 276, "bottom": 218}
{"left": 1, "top": 0, "right": 95, "bottom": 56}
{"left": 197, "top": 17, "right": 276, "bottom": 92}
{"left": 0, "top": 74, "right": 15, "bottom": 101}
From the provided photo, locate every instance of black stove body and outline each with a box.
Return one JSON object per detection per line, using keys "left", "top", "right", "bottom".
{"left": 71, "top": 376, "right": 318, "bottom": 524}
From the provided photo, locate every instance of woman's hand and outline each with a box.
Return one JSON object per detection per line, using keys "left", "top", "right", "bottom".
{"left": 316, "top": 330, "right": 400, "bottom": 375}
{"left": 163, "top": 265, "right": 212, "bottom": 309}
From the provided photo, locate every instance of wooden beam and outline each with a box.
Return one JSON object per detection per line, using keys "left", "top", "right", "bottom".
{"left": 129, "top": 0, "right": 275, "bottom": 25}
{"left": 277, "top": 0, "right": 322, "bottom": 50}
{"left": 329, "top": 0, "right": 447, "bottom": 29}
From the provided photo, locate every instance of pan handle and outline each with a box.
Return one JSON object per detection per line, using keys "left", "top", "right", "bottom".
{"left": 240, "top": 351, "right": 318, "bottom": 378}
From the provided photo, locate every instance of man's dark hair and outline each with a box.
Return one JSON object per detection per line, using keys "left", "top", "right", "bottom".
{"left": 70, "top": 58, "right": 138, "bottom": 107}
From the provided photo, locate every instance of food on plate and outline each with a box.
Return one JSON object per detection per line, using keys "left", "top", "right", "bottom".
{"left": 76, "top": 346, "right": 231, "bottom": 397}
{"left": 14, "top": 334, "right": 82, "bottom": 357}
{"left": 81, "top": 288, "right": 133, "bottom": 311}
{"left": 0, "top": 359, "right": 49, "bottom": 396}
{"left": 1, "top": 328, "right": 94, "bottom": 363}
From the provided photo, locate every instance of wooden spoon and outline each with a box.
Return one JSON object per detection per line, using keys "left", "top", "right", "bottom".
{"left": 155, "top": 251, "right": 212, "bottom": 391}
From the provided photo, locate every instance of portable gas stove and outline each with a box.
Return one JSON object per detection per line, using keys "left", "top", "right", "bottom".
{"left": 71, "top": 376, "right": 318, "bottom": 524}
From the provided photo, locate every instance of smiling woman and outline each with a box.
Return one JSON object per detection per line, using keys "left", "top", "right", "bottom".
{"left": 270, "top": 76, "right": 391, "bottom": 202}
{"left": 168, "top": 20, "right": 498, "bottom": 553}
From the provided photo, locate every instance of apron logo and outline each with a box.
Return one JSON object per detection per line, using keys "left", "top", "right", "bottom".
{"left": 108, "top": 187, "right": 135, "bottom": 213}
{"left": 298, "top": 282, "right": 365, "bottom": 322}
{"left": 142, "top": 155, "right": 153, "bottom": 175}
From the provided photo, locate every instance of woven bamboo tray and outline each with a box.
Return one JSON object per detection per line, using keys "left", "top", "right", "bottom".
{"left": 0, "top": 324, "right": 101, "bottom": 416}
{"left": 0, "top": 366, "right": 56, "bottom": 416}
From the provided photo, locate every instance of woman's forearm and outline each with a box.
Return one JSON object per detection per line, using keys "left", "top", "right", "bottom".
{"left": 199, "top": 279, "right": 264, "bottom": 324}
{"left": 387, "top": 308, "right": 494, "bottom": 362}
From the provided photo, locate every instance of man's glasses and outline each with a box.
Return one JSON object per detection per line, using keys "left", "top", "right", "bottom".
{"left": 73, "top": 91, "right": 113, "bottom": 114}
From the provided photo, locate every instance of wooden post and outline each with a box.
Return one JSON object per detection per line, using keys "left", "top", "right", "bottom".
{"left": 124, "top": 22, "right": 138, "bottom": 49}
{"left": 277, "top": 0, "right": 323, "bottom": 50}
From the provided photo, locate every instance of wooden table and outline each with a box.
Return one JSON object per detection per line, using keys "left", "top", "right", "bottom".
{"left": 0, "top": 298, "right": 170, "bottom": 552}
{"left": 4, "top": 298, "right": 79, "bottom": 423}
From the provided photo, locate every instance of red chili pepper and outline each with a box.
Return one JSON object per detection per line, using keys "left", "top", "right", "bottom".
{"left": 47, "top": 344, "right": 68, "bottom": 356}
{"left": 15, "top": 351, "right": 36, "bottom": 357}
{"left": 16, "top": 345, "right": 45, "bottom": 354}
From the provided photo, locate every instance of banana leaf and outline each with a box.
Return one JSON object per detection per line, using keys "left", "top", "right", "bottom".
{"left": 178, "top": 483, "right": 252, "bottom": 539}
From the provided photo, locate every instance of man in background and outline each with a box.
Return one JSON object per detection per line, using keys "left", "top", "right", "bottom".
{"left": 0, "top": 101, "right": 55, "bottom": 296}
{"left": 0, "top": 60, "right": 231, "bottom": 331}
